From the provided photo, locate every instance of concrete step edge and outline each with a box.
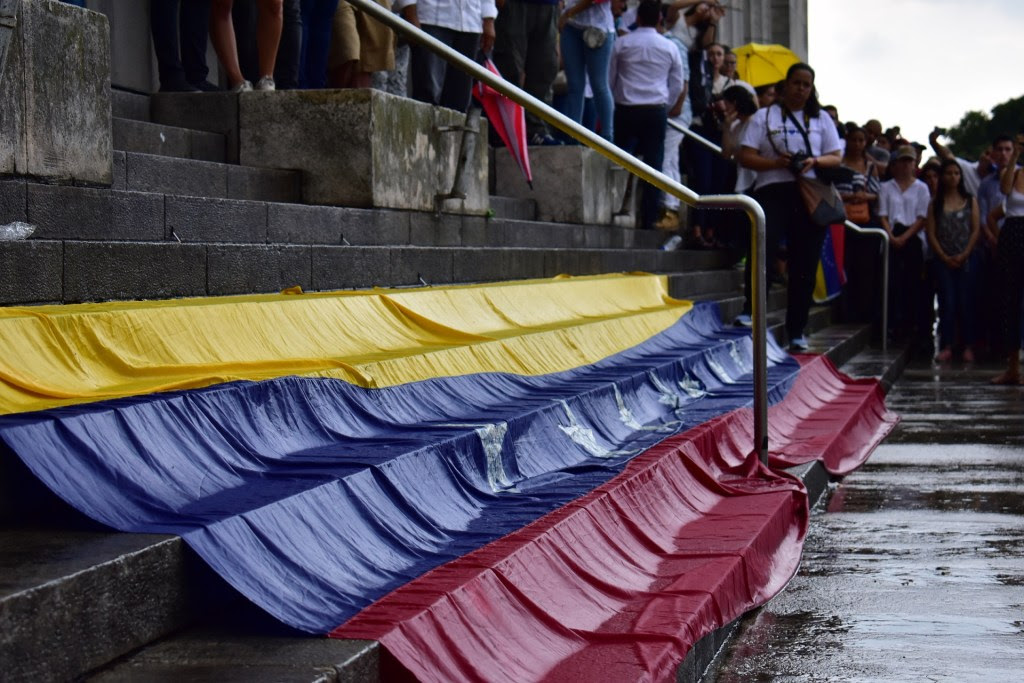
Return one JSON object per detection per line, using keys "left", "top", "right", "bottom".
{"left": 112, "top": 118, "right": 226, "bottom": 163}
{"left": 115, "top": 151, "right": 301, "bottom": 203}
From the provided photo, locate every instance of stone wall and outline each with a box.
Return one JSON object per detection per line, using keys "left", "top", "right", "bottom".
{"left": 240, "top": 89, "right": 489, "bottom": 214}
{"left": 0, "top": 0, "right": 111, "bottom": 184}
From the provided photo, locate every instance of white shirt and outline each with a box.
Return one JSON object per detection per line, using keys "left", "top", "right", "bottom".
{"left": 730, "top": 118, "right": 755, "bottom": 192}
{"left": 740, "top": 104, "right": 843, "bottom": 190}
{"left": 664, "top": 34, "right": 692, "bottom": 128}
{"left": 562, "top": 0, "right": 615, "bottom": 32}
{"left": 609, "top": 28, "right": 684, "bottom": 108}
{"left": 667, "top": 17, "right": 698, "bottom": 50}
{"left": 878, "top": 178, "right": 931, "bottom": 247}
{"left": 954, "top": 156, "right": 983, "bottom": 196}
{"left": 394, "top": 0, "right": 497, "bottom": 33}
{"left": 713, "top": 75, "right": 756, "bottom": 99}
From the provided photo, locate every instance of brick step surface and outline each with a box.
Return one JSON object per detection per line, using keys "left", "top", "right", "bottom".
{"left": 0, "top": 238, "right": 732, "bottom": 305}
{"left": 113, "top": 117, "right": 226, "bottom": 163}
{"left": 111, "top": 88, "right": 151, "bottom": 123}
{"left": 0, "top": 528, "right": 217, "bottom": 683}
{"left": 0, "top": 283, "right": 823, "bottom": 682}
{"left": 667, "top": 268, "right": 743, "bottom": 299}
{"left": 0, "top": 180, "right": 673, "bottom": 251}
{"left": 489, "top": 195, "right": 537, "bottom": 221}
{"left": 114, "top": 152, "right": 301, "bottom": 203}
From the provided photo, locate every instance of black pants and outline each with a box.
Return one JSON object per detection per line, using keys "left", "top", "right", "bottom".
{"left": 842, "top": 225, "right": 882, "bottom": 324}
{"left": 411, "top": 25, "right": 480, "bottom": 113}
{"left": 683, "top": 122, "right": 725, "bottom": 231}
{"left": 889, "top": 234, "right": 925, "bottom": 340}
{"left": 743, "top": 182, "right": 827, "bottom": 339}
{"left": 150, "top": 0, "right": 212, "bottom": 89}
{"left": 614, "top": 104, "right": 667, "bottom": 230}
{"left": 996, "top": 217, "right": 1024, "bottom": 352}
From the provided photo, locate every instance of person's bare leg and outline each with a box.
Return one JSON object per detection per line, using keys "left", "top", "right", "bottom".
{"left": 256, "top": 0, "right": 284, "bottom": 79}
{"left": 329, "top": 60, "right": 359, "bottom": 88}
{"left": 210, "top": 0, "right": 246, "bottom": 87}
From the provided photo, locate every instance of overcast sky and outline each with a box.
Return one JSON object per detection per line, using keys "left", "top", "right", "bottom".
{"left": 807, "top": 0, "right": 1024, "bottom": 150}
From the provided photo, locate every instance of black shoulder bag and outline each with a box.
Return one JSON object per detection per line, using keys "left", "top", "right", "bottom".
{"left": 774, "top": 106, "right": 847, "bottom": 228}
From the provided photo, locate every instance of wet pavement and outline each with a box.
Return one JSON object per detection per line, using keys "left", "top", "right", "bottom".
{"left": 711, "top": 354, "right": 1024, "bottom": 682}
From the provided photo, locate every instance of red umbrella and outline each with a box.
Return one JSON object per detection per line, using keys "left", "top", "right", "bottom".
{"left": 473, "top": 58, "right": 532, "bottom": 188}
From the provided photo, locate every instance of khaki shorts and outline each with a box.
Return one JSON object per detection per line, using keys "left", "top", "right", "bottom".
{"left": 329, "top": 0, "right": 395, "bottom": 73}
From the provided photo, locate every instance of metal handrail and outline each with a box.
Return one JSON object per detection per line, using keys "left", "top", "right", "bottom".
{"left": 669, "top": 119, "right": 722, "bottom": 155}
{"left": 345, "top": 0, "right": 769, "bottom": 463}
{"left": 671, "top": 118, "right": 891, "bottom": 353}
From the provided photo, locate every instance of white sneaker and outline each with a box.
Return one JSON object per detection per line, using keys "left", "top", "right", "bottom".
{"left": 256, "top": 76, "right": 276, "bottom": 91}
{"left": 231, "top": 80, "right": 253, "bottom": 93}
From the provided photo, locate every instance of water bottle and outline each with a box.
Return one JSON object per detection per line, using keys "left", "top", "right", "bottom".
{"left": 661, "top": 235, "right": 683, "bottom": 251}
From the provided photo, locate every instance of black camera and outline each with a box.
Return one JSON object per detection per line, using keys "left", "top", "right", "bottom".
{"left": 933, "top": 126, "right": 947, "bottom": 136}
{"left": 788, "top": 151, "right": 809, "bottom": 175}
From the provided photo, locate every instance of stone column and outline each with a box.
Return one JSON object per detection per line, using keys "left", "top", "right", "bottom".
{"left": 0, "top": 0, "right": 112, "bottom": 184}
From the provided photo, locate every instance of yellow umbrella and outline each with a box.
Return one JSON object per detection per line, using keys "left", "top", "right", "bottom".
{"left": 733, "top": 43, "right": 800, "bottom": 88}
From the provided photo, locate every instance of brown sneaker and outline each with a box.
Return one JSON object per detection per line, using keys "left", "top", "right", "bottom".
{"left": 655, "top": 209, "right": 679, "bottom": 231}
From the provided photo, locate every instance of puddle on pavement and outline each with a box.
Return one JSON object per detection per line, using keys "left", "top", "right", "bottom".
{"left": 826, "top": 485, "right": 1024, "bottom": 515}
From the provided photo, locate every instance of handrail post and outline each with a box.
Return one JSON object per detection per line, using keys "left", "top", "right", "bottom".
{"left": 340, "top": 0, "right": 770, "bottom": 464}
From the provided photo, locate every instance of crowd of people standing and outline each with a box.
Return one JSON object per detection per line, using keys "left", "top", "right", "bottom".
{"left": 67, "top": 0, "right": 1022, "bottom": 380}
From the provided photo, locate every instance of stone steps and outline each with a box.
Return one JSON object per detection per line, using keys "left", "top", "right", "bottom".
{"left": 111, "top": 88, "right": 152, "bottom": 123}
{"left": 0, "top": 175, "right": 732, "bottom": 305}
{"left": 0, "top": 238, "right": 733, "bottom": 305}
{"left": 113, "top": 117, "right": 226, "bottom": 163}
{"left": 1, "top": 179, "right": 669, "bottom": 250}
{"left": 488, "top": 195, "right": 537, "bottom": 221}
{"left": 113, "top": 151, "right": 301, "bottom": 203}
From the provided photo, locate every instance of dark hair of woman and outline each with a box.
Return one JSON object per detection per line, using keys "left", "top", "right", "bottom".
{"left": 721, "top": 85, "right": 757, "bottom": 116}
{"left": 932, "top": 157, "right": 972, "bottom": 216}
{"left": 784, "top": 62, "right": 821, "bottom": 117}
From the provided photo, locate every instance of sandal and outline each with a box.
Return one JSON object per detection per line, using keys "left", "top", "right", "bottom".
{"left": 990, "top": 371, "right": 1022, "bottom": 385}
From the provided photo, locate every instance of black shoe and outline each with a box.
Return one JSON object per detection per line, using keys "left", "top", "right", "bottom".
{"left": 159, "top": 79, "right": 200, "bottom": 93}
{"left": 529, "top": 133, "right": 563, "bottom": 146}
{"left": 190, "top": 80, "right": 221, "bottom": 92}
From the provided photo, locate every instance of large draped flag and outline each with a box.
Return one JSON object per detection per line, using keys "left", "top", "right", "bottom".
{"left": 0, "top": 274, "right": 896, "bottom": 681}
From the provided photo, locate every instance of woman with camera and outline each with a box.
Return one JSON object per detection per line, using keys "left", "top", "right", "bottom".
{"left": 735, "top": 62, "right": 843, "bottom": 351}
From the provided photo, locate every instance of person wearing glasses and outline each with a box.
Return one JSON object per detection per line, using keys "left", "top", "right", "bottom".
{"left": 735, "top": 62, "right": 843, "bottom": 352}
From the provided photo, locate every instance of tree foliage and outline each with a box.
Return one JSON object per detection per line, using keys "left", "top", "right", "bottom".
{"left": 947, "top": 95, "right": 1024, "bottom": 158}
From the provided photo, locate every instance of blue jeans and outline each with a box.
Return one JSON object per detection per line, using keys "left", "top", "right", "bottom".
{"left": 933, "top": 251, "right": 979, "bottom": 349}
{"left": 560, "top": 25, "right": 614, "bottom": 141}
{"left": 300, "top": 0, "right": 340, "bottom": 89}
